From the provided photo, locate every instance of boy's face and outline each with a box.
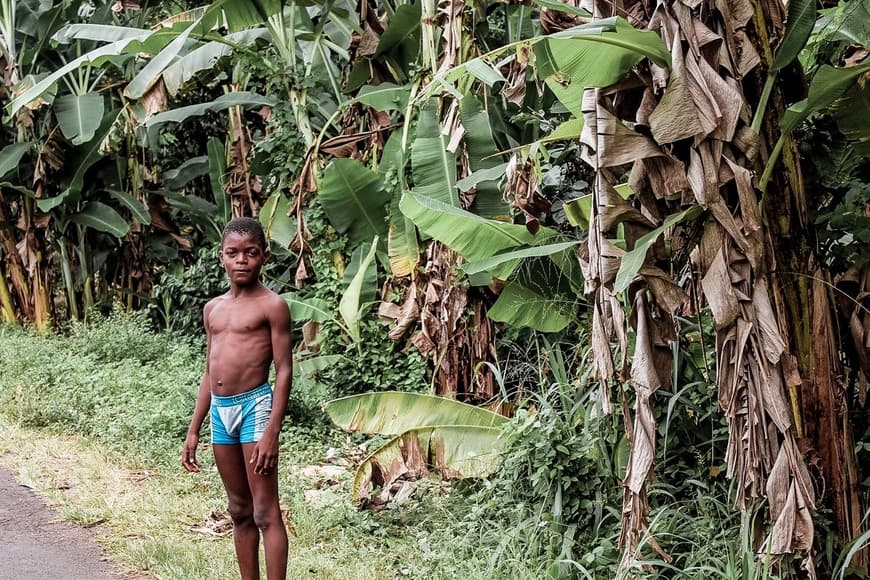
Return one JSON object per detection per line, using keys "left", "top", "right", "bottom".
{"left": 219, "top": 232, "right": 269, "bottom": 286}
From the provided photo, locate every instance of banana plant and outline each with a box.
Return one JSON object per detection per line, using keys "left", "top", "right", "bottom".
{"left": 325, "top": 391, "right": 508, "bottom": 504}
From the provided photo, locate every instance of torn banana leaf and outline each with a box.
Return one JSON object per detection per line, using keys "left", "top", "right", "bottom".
{"left": 353, "top": 425, "right": 504, "bottom": 503}
{"left": 325, "top": 391, "right": 507, "bottom": 435}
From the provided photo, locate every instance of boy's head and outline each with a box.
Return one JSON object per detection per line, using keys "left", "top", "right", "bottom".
{"left": 219, "top": 217, "right": 270, "bottom": 286}
{"left": 221, "top": 217, "right": 267, "bottom": 250}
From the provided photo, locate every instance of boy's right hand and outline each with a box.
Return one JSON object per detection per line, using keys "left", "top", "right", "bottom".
{"left": 181, "top": 433, "right": 201, "bottom": 472}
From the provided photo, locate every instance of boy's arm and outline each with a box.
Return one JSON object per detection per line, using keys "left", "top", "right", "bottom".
{"left": 182, "top": 301, "right": 215, "bottom": 473}
{"left": 250, "top": 295, "right": 292, "bottom": 475}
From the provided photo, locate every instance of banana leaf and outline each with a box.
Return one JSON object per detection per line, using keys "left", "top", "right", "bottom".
{"left": 106, "top": 189, "right": 150, "bottom": 226}
{"left": 400, "top": 191, "right": 555, "bottom": 279}
{"left": 380, "top": 132, "right": 418, "bottom": 277}
{"left": 353, "top": 425, "right": 505, "bottom": 504}
{"left": 259, "top": 192, "right": 295, "bottom": 249}
{"left": 534, "top": 18, "right": 669, "bottom": 117}
{"left": 69, "top": 201, "right": 130, "bottom": 239}
{"left": 282, "top": 293, "right": 332, "bottom": 323}
{"left": 488, "top": 282, "right": 574, "bottom": 333}
{"left": 411, "top": 100, "right": 459, "bottom": 207}
{"left": 772, "top": 0, "right": 816, "bottom": 71}
{"left": 54, "top": 93, "right": 104, "bottom": 145}
{"left": 613, "top": 205, "right": 702, "bottom": 294}
{"left": 163, "top": 29, "right": 270, "bottom": 95}
{"left": 207, "top": 137, "right": 230, "bottom": 222}
{"left": 338, "top": 237, "right": 378, "bottom": 341}
{"left": 355, "top": 82, "right": 411, "bottom": 112}
{"left": 460, "top": 95, "right": 510, "bottom": 220}
{"left": 144, "top": 92, "right": 276, "bottom": 129}
{"left": 325, "top": 391, "right": 507, "bottom": 435}
{"left": 0, "top": 143, "right": 32, "bottom": 178}
{"left": 319, "top": 158, "right": 390, "bottom": 247}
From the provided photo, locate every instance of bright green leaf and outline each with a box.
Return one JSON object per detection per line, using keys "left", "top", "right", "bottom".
{"left": 325, "top": 391, "right": 507, "bottom": 435}
{"left": 355, "top": 82, "right": 410, "bottom": 112}
{"left": 488, "top": 282, "right": 574, "bottom": 332}
{"left": 69, "top": 201, "right": 130, "bottom": 238}
{"left": 338, "top": 237, "right": 378, "bottom": 341}
{"left": 54, "top": 93, "right": 105, "bottom": 145}
{"left": 319, "top": 158, "right": 390, "bottom": 246}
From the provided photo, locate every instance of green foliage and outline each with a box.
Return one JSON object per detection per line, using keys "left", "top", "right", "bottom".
{"left": 149, "top": 247, "right": 226, "bottom": 334}
{"left": 0, "top": 315, "right": 201, "bottom": 466}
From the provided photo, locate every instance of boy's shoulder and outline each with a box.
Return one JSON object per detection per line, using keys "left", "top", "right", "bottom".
{"left": 261, "top": 288, "right": 290, "bottom": 312}
{"left": 205, "top": 293, "right": 230, "bottom": 310}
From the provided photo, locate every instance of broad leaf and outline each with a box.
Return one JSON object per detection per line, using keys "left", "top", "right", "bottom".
{"left": 53, "top": 109, "right": 122, "bottom": 208}
{"left": 832, "top": 82, "right": 870, "bottom": 155}
{"left": 207, "top": 137, "right": 230, "bottom": 222}
{"left": 781, "top": 62, "right": 870, "bottom": 134}
{"left": 488, "top": 282, "right": 574, "bottom": 332}
{"left": 296, "top": 355, "right": 346, "bottom": 377}
{"left": 53, "top": 23, "right": 152, "bottom": 44}
{"left": 456, "top": 165, "right": 508, "bottom": 192}
{"left": 464, "top": 60, "right": 506, "bottom": 86}
{"left": 375, "top": 2, "right": 422, "bottom": 58}
{"left": 69, "top": 201, "right": 130, "bottom": 239}
{"left": 282, "top": 292, "right": 332, "bottom": 323}
{"left": 106, "top": 189, "right": 151, "bottom": 225}
{"left": 533, "top": 17, "right": 670, "bottom": 117}
{"left": 144, "top": 92, "right": 276, "bottom": 129}
{"left": 353, "top": 425, "right": 504, "bottom": 503}
{"left": 164, "top": 156, "right": 209, "bottom": 189}
{"left": 0, "top": 143, "right": 32, "bottom": 178}
{"left": 259, "top": 193, "right": 295, "bottom": 249}
{"left": 772, "top": 0, "right": 817, "bottom": 71}
{"left": 355, "top": 82, "right": 410, "bottom": 112}
{"left": 319, "top": 158, "right": 390, "bottom": 246}
{"left": 7, "top": 40, "right": 136, "bottom": 116}
{"left": 380, "top": 132, "right": 418, "bottom": 277}
{"left": 125, "top": 16, "right": 200, "bottom": 99}
{"left": 461, "top": 95, "right": 510, "bottom": 220}
{"left": 338, "top": 237, "right": 378, "bottom": 341}
{"left": 163, "top": 29, "right": 270, "bottom": 95}
{"left": 54, "top": 93, "right": 105, "bottom": 145}
{"left": 342, "top": 243, "right": 378, "bottom": 305}
{"left": 400, "top": 191, "right": 547, "bottom": 263}
{"left": 460, "top": 240, "right": 580, "bottom": 276}
{"left": 411, "top": 101, "right": 459, "bottom": 206}
{"left": 614, "top": 205, "right": 702, "bottom": 293}
{"left": 326, "top": 392, "right": 507, "bottom": 435}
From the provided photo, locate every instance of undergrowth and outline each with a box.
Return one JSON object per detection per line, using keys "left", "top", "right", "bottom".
{"left": 0, "top": 313, "right": 865, "bottom": 578}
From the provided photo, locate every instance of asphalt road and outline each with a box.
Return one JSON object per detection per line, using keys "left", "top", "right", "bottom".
{"left": 0, "top": 466, "right": 122, "bottom": 580}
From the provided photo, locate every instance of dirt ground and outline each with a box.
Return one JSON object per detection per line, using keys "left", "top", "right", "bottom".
{"left": 0, "top": 466, "right": 133, "bottom": 580}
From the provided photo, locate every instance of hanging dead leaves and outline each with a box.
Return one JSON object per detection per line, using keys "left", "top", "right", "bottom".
{"left": 577, "top": 0, "right": 818, "bottom": 574}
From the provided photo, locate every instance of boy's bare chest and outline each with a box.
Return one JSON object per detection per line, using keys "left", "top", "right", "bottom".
{"left": 209, "top": 302, "right": 269, "bottom": 335}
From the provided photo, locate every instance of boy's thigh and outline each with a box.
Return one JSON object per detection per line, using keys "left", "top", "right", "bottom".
{"left": 213, "top": 444, "right": 253, "bottom": 502}
{"left": 240, "top": 442, "right": 280, "bottom": 509}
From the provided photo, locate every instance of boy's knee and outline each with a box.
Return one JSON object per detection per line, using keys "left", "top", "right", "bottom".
{"left": 252, "top": 505, "right": 281, "bottom": 530}
{"left": 227, "top": 499, "right": 254, "bottom": 525}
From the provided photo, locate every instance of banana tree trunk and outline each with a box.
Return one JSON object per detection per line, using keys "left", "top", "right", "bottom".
{"left": 757, "top": 96, "right": 865, "bottom": 572}
{"left": 0, "top": 259, "right": 16, "bottom": 323}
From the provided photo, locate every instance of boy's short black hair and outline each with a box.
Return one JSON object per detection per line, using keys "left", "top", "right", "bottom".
{"left": 221, "top": 217, "right": 268, "bottom": 250}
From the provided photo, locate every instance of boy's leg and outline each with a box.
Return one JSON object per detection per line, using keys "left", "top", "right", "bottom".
{"left": 213, "top": 444, "right": 260, "bottom": 580}
{"left": 241, "top": 442, "right": 288, "bottom": 580}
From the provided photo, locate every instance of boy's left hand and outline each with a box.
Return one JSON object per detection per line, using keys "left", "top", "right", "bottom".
{"left": 250, "top": 433, "right": 279, "bottom": 475}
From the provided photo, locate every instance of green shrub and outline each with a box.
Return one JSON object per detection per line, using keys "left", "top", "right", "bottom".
{"left": 0, "top": 316, "right": 201, "bottom": 467}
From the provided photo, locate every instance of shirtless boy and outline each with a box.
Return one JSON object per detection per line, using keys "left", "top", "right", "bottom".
{"left": 181, "top": 217, "right": 292, "bottom": 580}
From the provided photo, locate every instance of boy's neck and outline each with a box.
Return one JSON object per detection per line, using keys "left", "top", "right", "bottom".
{"left": 228, "top": 281, "right": 263, "bottom": 299}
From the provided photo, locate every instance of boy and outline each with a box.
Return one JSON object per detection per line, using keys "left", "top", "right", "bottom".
{"left": 181, "top": 217, "right": 292, "bottom": 580}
